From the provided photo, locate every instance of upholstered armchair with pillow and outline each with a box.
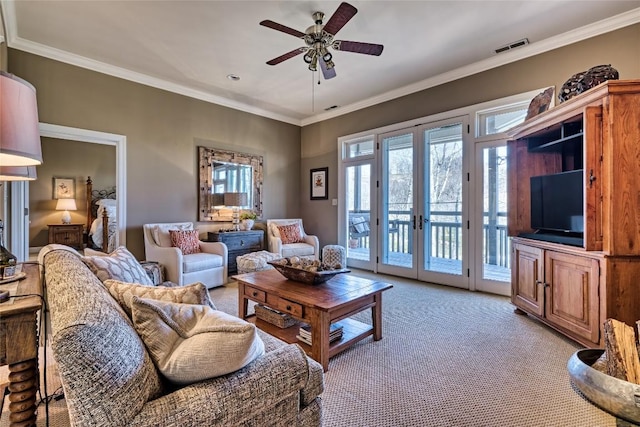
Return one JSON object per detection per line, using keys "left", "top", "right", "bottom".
{"left": 266, "top": 219, "right": 319, "bottom": 260}
{"left": 143, "top": 222, "right": 227, "bottom": 288}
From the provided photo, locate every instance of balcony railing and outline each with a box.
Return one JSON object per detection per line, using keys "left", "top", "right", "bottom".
{"left": 349, "top": 210, "right": 510, "bottom": 268}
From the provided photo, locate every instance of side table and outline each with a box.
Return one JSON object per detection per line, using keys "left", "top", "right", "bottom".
{"left": 48, "top": 224, "right": 83, "bottom": 249}
{"left": 207, "top": 230, "right": 264, "bottom": 275}
{"left": 0, "top": 264, "right": 42, "bottom": 426}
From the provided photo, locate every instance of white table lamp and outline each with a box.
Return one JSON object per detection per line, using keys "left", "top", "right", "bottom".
{"left": 56, "top": 199, "right": 77, "bottom": 224}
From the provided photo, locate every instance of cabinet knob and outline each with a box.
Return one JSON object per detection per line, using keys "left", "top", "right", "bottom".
{"left": 252, "top": 291, "right": 257, "bottom": 297}
{"left": 240, "top": 240, "right": 245, "bottom": 246}
{"left": 286, "top": 305, "right": 292, "bottom": 311}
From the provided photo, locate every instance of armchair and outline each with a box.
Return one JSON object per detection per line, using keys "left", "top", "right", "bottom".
{"left": 266, "top": 219, "right": 319, "bottom": 260}
{"left": 143, "top": 222, "right": 227, "bottom": 288}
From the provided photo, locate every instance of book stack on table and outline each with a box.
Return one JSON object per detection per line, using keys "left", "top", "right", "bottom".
{"left": 296, "top": 323, "right": 343, "bottom": 346}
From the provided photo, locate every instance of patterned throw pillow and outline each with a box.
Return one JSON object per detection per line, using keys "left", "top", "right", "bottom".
{"left": 131, "top": 297, "right": 265, "bottom": 385}
{"left": 103, "top": 280, "right": 216, "bottom": 318}
{"left": 152, "top": 223, "right": 193, "bottom": 247}
{"left": 277, "top": 223, "right": 303, "bottom": 244}
{"left": 83, "top": 246, "right": 153, "bottom": 286}
{"left": 169, "top": 229, "right": 201, "bottom": 255}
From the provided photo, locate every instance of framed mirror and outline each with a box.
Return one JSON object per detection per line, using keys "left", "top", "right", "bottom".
{"left": 198, "top": 146, "right": 263, "bottom": 221}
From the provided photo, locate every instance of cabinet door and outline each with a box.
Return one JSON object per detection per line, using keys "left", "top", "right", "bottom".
{"left": 511, "top": 242, "right": 544, "bottom": 316}
{"left": 544, "top": 251, "right": 599, "bottom": 344}
{"left": 584, "top": 105, "right": 603, "bottom": 251}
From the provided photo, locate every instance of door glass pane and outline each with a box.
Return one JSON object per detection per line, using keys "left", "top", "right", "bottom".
{"left": 346, "top": 164, "right": 371, "bottom": 262}
{"left": 424, "top": 124, "right": 463, "bottom": 275}
{"left": 482, "top": 146, "right": 510, "bottom": 281}
{"left": 382, "top": 133, "right": 413, "bottom": 268}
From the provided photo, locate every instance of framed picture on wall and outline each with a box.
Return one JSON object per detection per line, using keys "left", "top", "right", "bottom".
{"left": 310, "top": 167, "right": 328, "bottom": 200}
{"left": 53, "top": 177, "right": 76, "bottom": 199}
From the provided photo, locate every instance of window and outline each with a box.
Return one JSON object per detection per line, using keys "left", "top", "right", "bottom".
{"left": 476, "top": 103, "right": 528, "bottom": 137}
{"left": 345, "top": 138, "right": 374, "bottom": 159}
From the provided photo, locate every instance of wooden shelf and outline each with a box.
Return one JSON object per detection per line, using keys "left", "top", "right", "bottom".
{"left": 247, "top": 315, "right": 373, "bottom": 357}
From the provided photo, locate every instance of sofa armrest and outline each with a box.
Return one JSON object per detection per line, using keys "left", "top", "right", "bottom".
{"left": 199, "top": 241, "right": 227, "bottom": 258}
{"left": 302, "top": 235, "right": 320, "bottom": 260}
{"left": 130, "top": 344, "right": 319, "bottom": 426}
{"left": 269, "top": 236, "right": 283, "bottom": 256}
{"left": 145, "top": 245, "right": 183, "bottom": 284}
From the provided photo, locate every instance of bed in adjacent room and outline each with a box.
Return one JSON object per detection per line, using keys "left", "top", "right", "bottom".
{"left": 85, "top": 176, "right": 117, "bottom": 252}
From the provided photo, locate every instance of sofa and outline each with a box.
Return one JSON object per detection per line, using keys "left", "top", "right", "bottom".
{"left": 41, "top": 245, "right": 324, "bottom": 426}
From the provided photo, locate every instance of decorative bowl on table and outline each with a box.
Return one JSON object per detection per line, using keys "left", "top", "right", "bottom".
{"left": 267, "top": 257, "right": 350, "bottom": 285}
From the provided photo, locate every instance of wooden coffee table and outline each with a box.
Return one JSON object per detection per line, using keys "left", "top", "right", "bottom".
{"left": 237, "top": 269, "right": 392, "bottom": 371}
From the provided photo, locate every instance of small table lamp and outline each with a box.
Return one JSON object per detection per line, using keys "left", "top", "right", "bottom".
{"left": 224, "top": 192, "right": 248, "bottom": 231}
{"left": 56, "top": 199, "right": 77, "bottom": 224}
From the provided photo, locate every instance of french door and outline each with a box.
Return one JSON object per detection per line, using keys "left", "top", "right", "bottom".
{"left": 473, "top": 140, "right": 511, "bottom": 295}
{"left": 377, "top": 117, "right": 469, "bottom": 289}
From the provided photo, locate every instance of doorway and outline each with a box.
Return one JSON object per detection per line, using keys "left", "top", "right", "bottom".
{"left": 10, "top": 123, "right": 127, "bottom": 259}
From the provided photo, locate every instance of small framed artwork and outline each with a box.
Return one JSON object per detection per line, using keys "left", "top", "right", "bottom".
{"left": 53, "top": 177, "right": 76, "bottom": 199}
{"left": 310, "top": 167, "right": 328, "bottom": 200}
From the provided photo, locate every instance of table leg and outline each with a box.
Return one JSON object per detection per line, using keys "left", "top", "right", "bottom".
{"left": 7, "top": 359, "right": 38, "bottom": 427}
{"left": 311, "top": 310, "right": 331, "bottom": 372}
{"left": 372, "top": 292, "right": 383, "bottom": 340}
{"left": 237, "top": 283, "right": 248, "bottom": 319}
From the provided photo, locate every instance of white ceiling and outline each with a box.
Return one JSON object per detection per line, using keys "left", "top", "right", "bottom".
{"left": 1, "top": 1, "right": 639, "bottom": 126}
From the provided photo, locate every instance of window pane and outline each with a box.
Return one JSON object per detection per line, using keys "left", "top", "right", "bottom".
{"left": 477, "top": 105, "right": 527, "bottom": 137}
{"left": 346, "top": 139, "right": 374, "bottom": 158}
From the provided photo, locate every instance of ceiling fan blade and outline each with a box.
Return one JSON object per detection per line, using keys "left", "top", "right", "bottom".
{"left": 323, "top": 2, "right": 357, "bottom": 36}
{"left": 266, "top": 48, "right": 304, "bottom": 65}
{"left": 260, "top": 20, "right": 305, "bottom": 38}
{"left": 320, "top": 58, "right": 337, "bottom": 80}
{"left": 333, "top": 40, "right": 384, "bottom": 56}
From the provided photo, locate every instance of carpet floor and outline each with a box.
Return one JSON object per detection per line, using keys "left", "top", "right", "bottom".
{"left": 1, "top": 270, "right": 616, "bottom": 426}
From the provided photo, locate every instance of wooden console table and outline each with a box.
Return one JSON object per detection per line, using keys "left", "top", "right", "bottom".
{"left": 0, "top": 264, "right": 42, "bottom": 427}
{"left": 237, "top": 269, "right": 392, "bottom": 371}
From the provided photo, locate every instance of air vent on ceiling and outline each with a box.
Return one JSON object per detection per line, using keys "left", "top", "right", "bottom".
{"left": 324, "top": 105, "right": 339, "bottom": 111}
{"left": 495, "top": 38, "right": 529, "bottom": 54}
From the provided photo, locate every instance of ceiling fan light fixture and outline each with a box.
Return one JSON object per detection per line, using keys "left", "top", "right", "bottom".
{"left": 325, "top": 60, "right": 335, "bottom": 70}
{"left": 303, "top": 52, "right": 313, "bottom": 64}
{"left": 320, "top": 48, "right": 332, "bottom": 62}
{"left": 309, "top": 55, "right": 318, "bottom": 71}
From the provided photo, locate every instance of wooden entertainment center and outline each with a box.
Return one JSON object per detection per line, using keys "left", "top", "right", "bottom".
{"left": 507, "top": 80, "right": 640, "bottom": 347}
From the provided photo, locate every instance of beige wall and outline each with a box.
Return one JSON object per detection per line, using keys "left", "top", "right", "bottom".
{"left": 300, "top": 24, "right": 640, "bottom": 248}
{"left": 8, "top": 49, "right": 302, "bottom": 258}
{"left": 29, "top": 137, "right": 116, "bottom": 247}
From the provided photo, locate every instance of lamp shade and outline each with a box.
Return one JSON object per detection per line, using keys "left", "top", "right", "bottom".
{"left": 0, "top": 71, "right": 42, "bottom": 166}
{"left": 55, "top": 198, "right": 77, "bottom": 211}
{"left": 0, "top": 165, "right": 37, "bottom": 181}
{"left": 224, "top": 192, "right": 248, "bottom": 207}
{"left": 211, "top": 193, "right": 225, "bottom": 207}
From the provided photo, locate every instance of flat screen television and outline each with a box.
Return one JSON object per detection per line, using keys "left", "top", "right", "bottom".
{"left": 530, "top": 170, "right": 584, "bottom": 233}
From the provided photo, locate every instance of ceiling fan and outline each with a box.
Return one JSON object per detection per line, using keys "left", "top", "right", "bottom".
{"left": 260, "top": 2, "right": 384, "bottom": 80}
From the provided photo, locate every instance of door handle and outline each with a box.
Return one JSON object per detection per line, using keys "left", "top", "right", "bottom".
{"left": 412, "top": 215, "right": 416, "bottom": 230}
{"left": 419, "top": 215, "right": 423, "bottom": 230}
{"left": 589, "top": 170, "right": 596, "bottom": 188}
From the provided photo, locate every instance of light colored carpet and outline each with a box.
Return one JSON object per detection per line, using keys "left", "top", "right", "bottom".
{"left": 1, "top": 271, "right": 616, "bottom": 426}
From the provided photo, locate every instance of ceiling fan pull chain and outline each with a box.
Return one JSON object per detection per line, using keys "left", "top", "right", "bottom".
{"left": 311, "top": 70, "right": 315, "bottom": 112}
